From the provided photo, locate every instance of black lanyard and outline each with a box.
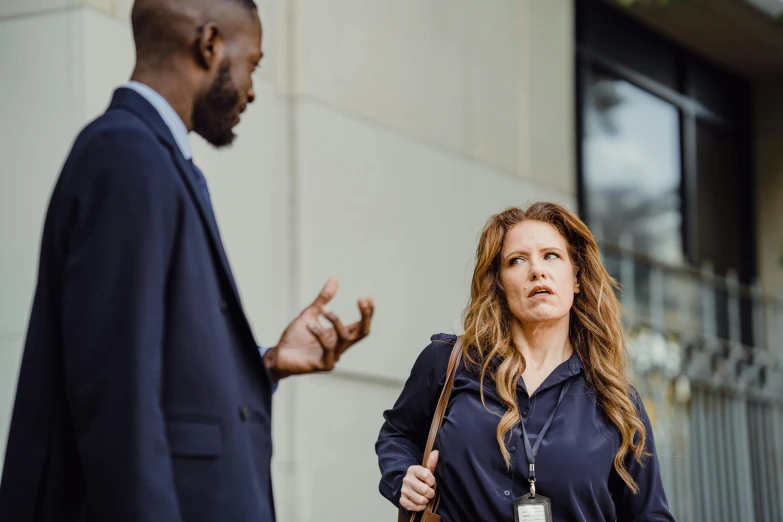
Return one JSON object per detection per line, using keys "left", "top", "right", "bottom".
{"left": 520, "top": 379, "right": 572, "bottom": 497}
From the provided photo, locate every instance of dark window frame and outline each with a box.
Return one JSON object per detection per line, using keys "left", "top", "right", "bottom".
{"left": 575, "top": 0, "right": 756, "bottom": 284}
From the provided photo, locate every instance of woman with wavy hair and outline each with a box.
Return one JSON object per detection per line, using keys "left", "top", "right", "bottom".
{"left": 376, "top": 202, "right": 674, "bottom": 521}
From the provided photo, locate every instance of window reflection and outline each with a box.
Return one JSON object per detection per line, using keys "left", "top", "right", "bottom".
{"left": 583, "top": 71, "right": 684, "bottom": 266}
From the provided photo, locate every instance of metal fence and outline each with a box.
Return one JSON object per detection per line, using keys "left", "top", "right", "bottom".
{"left": 600, "top": 238, "right": 783, "bottom": 522}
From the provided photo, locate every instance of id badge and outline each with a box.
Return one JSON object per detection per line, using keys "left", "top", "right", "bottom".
{"left": 513, "top": 493, "right": 553, "bottom": 522}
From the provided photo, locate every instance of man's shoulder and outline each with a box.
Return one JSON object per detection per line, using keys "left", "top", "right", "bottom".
{"left": 65, "top": 105, "right": 177, "bottom": 180}
{"left": 58, "top": 108, "right": 179, "bottom": 202}
{"left": 73, "top": 107, "right": 163, "bottom": 157}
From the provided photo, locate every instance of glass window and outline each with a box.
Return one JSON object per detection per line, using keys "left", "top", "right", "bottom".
{"left": 696, "top": 122, "right": 742, "bottom": 276}
{"left": 582, "top": 70, "right": 684, "bottom": 266}
{"left": 576, "top": 0, "right": 755, "bottom": 348}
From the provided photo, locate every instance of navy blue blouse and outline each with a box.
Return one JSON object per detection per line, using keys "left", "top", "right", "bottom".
{"left": 376, "top": 334, "right": 675, "bottom": 522}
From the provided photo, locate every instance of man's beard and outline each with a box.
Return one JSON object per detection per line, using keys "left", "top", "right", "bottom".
{"left": 193, "top": 60, "right": 241, "bottom": 148}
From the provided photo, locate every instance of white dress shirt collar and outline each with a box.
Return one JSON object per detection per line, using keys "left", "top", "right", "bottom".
{"left": 120, "top": 81, "right": 193, "bottom": 161}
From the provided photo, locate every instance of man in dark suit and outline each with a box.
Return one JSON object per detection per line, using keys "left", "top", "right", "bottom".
{"left": 0, "top": 0, "right": 374, "bottom": 520}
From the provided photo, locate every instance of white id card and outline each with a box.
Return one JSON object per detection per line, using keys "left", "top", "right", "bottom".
{"left": 513, "top": 493, "right": 552, "bottom": 522}
{"left": 517, "top": 504, "right": 546, "bottom": 522}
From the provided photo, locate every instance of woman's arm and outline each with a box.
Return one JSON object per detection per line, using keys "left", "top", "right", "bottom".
{"left": 375, "top": 334, "right": 454, "bottom": 508}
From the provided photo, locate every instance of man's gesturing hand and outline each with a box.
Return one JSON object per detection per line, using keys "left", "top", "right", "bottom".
{"left": 264, "top": 278, "right": 374, "bottom": 381}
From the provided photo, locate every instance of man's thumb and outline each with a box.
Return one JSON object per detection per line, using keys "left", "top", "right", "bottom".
{"left": 311, "top": 278, "right": 338, "bottom": 311}
{"left": 427, "top": 450, "right": 439, "bottom": 473}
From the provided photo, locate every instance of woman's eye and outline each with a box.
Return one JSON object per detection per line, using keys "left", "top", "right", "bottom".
{"left": 544, "top": 252, "right": 559, "bottom": 261}
{"left": 510, "top": 257, "right": 524, "bottom": 266}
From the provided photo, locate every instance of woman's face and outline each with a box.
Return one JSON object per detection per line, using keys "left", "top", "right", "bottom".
{"left": 498, "top": 220, "right": 580, "bottom": 328}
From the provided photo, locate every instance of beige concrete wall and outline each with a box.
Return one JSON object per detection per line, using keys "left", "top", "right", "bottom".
{"left": 278, "top": 1, "right": 577, "bottom": 519}
{"left": 0, "top": 0, "right": 133, "bottom": 20}
{"left": 0, "top": 7, "right": 88, "bottom": 465}
{"left": 0, "top": 1, "right": 578, "bottom": 520}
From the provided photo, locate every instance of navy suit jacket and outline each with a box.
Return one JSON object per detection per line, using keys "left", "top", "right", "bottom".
{"left": 0, "top": 88, "right": 276, "bottom": 522}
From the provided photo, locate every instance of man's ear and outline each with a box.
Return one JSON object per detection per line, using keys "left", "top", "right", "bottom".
{"left": 194, "top": 22, "right": 223, "bottom": 70}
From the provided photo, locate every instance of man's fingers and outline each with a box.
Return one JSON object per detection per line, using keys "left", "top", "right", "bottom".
{"left": 322, "top": 311, "right": 350, "bottom": 341}
{"left": 322, "top": 344, "right": 336, "bottom": 370}
{"left": 358, "top": 297, "right": 374, "bottom": 336}
{"left": 308, "top": 322, "right": 338, "bottom": 370}
{"left": 310, "top": 278, "right": 338, "bottom": 311}
{"left": 336, "top": 323, "right": 362, "bottom": 357}
{"left": 328, "top": 298, "right": 374, "bottom": 357}
{"left": 307, "top": 322, "right": 337, "bottom": 370}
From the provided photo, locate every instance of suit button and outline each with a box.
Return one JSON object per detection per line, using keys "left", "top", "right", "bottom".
{"left": 510, "top": 445, "right": 517, "bottom": 452}
{"left": 220, "top": 299, "right": 228, "bottom": 313}
{"left": 239, "top": 406, "right": 249, "bottom": 421}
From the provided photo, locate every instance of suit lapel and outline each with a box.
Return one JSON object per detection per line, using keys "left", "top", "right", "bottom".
{"left": 107, "top": 88, "right": 259, "bottom": 357}
{"left": 171, "top": 156, "right": 268, "bottom": 382}
{"left": 172, "top": 154, "right": 243, "bottom": 306}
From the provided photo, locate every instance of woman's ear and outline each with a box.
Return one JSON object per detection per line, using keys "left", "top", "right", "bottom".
{"left": 573, "top": 265, "right": 581, "bottom": 294}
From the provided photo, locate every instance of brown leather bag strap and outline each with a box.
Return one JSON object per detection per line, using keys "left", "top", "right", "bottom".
{"left": 408, "top": 336, "right": 464, "bottom": 522}
{"left": 421, "top": 336, "right": 463, "bottom": 469}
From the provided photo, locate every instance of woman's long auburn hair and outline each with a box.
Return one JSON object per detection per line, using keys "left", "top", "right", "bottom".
{"left": 462, "top": 202, "right": 647, "bottom": 493}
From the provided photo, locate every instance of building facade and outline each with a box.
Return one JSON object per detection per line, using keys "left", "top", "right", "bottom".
{"left": 0, "top": 0, "right": 781, "bottom": 520}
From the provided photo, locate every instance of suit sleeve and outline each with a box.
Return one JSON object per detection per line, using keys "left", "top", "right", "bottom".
{"left": 60, "top": 129, "right": 183, "bottom": 521}
{"left": 609, "top": 389, "right": 676, "bottom": 522}
{"left": 375, "top": 336, "right": 451, "bottom": 510}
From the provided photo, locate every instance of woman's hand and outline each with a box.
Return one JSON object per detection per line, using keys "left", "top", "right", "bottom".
{"left": 400, "top": 450, "right": 439, "bottom": 512}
